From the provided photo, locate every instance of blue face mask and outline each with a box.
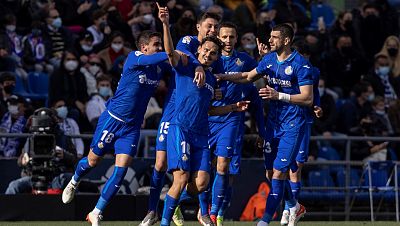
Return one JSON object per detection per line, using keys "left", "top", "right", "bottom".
{"left": 99, "top": 86, "right": 112, "bottom": 98}
{"left": 56, "top": 106, "right": 68, "bottom": 119}
{"left": 52, "top": 17, "right": 62, "bottom": 28}
{"left": 377, "top": 66, "right": 390, "bottom": 76}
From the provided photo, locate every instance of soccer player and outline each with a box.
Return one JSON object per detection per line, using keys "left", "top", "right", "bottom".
{"left": 139, "top": 10, "right": 221, "bottom": 226}
{"left": 61, "top": 30, "right": 172, "bottom": 226}
{"left": 157, "top": 4, "right": 247, "bottom": 226}
{"left": 216, "top": 23, "right": 313, "bottom": 226}
{"left": 280, "top": 41, "right": 323, "bottom": 226}
{"left": 198, "top": 21, "right": 267, "bottom": 225}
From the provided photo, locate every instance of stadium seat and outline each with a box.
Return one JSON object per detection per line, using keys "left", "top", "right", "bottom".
{"left": 27, "top": 72, "right": 49, "bottom": 100}
{"left": 14, "top": 74, "right": 41, "bottom": 100}
{"left": 308, "top": 169, "right": 335, "bottom": 187}
{"left": 336, "top": 168, "right": 361, "bottom": 187}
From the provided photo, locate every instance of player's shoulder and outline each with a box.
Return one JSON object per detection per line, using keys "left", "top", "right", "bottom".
{"left": 292, "top": 51, "right": 311, "bottom": 67}
{"left": 179, "top": 35, "right": 197, "bottom": 44}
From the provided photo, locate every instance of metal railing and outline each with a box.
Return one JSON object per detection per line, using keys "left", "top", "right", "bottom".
{"left": 1, "top": 131, "right": 400, "bottom": 221}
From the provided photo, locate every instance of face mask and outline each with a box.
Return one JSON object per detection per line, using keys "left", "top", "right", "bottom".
{"left": 318, "top": 87, "right": 325, "bottom": 97}
{"left": 99, "top": 86, "right": 111, "bottom": 98}
{"left": 89, "top": 65, "right": 100, "bottom": 75}
{"left": 367, "top": 93, "right": 375, "bottom": 101}
{"left": 32, "top": 28, "right": 42, "bottom": 37}
{"left": 64, "top": 60, "right": 78, "bottom": 71}
{"left": 56, "top": 106, "right": 68, "bottom": 119}
{"left": 52, "top": 17, "right": 62, "bottom": 28}
{"left": 111, "top": 43, "right": 123, "bottom": 52}
{"left": 6, "top": 25, "right": 16, "bottom": 32}
{"left": 376, "top": 66, "right": 390, "bottom": 76}
{"left": 344, "top": 20, "right": 352, "bottom": 29}
{"left": 8, "top": 105, "right": 18, "bottom": 115}
{"left": 180, "top": 17, "right": 195, "bottom": 25}
{"left": 142, "top": 14, "right": 154, "bottom": 25}
{"left": 387, "top": 48, "right": 398, "bottom": 57}
{"left": 81, "top": 44, "right": 93, "bottom": 52}
{"left": 3, "top": 84, "right": 15, "bottom": 94}
{"left": 375, "top": 109, "right": 385, "bottom": 115}
{"left": 244, "top": 44, "right": 256, "bottom": 50}
{"left": 341, "top": 46, "right": 352, "bottom": 56}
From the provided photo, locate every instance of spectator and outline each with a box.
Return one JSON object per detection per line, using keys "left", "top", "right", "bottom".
{"left": 109, "top": 55, "right": 125, "bottom": 92}
{"left": 237, "top": 31, "right": 259, "bottom": 60}
{"left": 0, "top": 72, "right": 16, "bottom": 118}
{"left": 324, "top": 34, "right": 367, "bottom": 97}
{"left": 110, "top": 0, "right": 134, "bottom": 22}
{"left": 48, "top": 50, "right": 88, "bottom": 120}
{"left": 87, "top": 9, "right": 112, "bottom": 51}
{"left": 309, "top": 0, "right": 335, "bottom": 31}
{"left": 127, "top": 0, "right": 156, "bottom": 40}
{"left": 388, "top": 99, "right": 400, "bottom": 135}
{"left": 336, "top": 81, "right": 374, "bottom": 134}
{"left": 269, "top": 0, "right": 310, "bottom": 34}
{"left": 369, "top": 96, "right": 394, "bottom": 136}
{"left": 170, "top": 7, "right": 197, "bottom": 46}
{"left": 362, "top": 53, "right": 399, "bottom": 105}
{"left": 375, "top": 0, "right": 399, "bottom": 37}
{"left": 22, "top": 21, "right": 54, "bottom": 74}
{"left": 81, "top": 54, "right": 107, "bottom": 96}
{"left": 313, "top": 77, "right": 337, "bottom": 136}
{"left": 329, "top": 11, "right": 357, "bottom": 49}
{"left": 74, "top": 30, "right": 95, "bottom": 65}
{"left": 0, "top": 95, "right": 27, "bottom": 157}
{"left": 378, "top": 36, "right": 400, "bottom": 78}
{"left": 52, "top": 98, "right": 84, "bottom": 158}
{"left": 97, "top": 31, "right": 130, "bottom": 71}
{"left": 232, "top": 0, "right": 258, "bottom": 34}
{"left": 42, "top": 8, "right": 74, "bottom": 68}
{"left": 85, "top": 75, "right": 112, "bottom": 128}
{"left": 255, "top": 10, "right": 273, "bottom": 44}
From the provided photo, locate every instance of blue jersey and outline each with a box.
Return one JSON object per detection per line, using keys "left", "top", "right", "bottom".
{"left": 209, "top": 51, "right": 258, "bottom": 123}
{"left": 106, "top": 51, "right": 169, "bottom": 124}
{"left": 256, "top": 50, "right": 313, "bottom": 127}
{"left": 172, "top": 56, "right": 217, "bottom": 135}
{"left": 176, "top": 35, "right": 200, "bottom": 57}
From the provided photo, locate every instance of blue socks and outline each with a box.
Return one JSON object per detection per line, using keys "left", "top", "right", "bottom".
{"left": 95, "top": 166, "right": 128, "bottom": 212}
{"left": 210, "top": 172, "right": 228, "bottom": 216}
{"left": 285, "top": 181, "right": 301, "bottom": 210}
{"left": 161, "top": 194, "right": 179, "bottom": 226}
{"left": 199, "top": 185, "right": 211, "bottom": 215}
{"left": 218, "top": 185, "right": 232, "bottom": 216}
{"left": 73, "top": 157, "right": 92, "bottom": 182}
{"left": 149, "top": 169, "right": 166, "bottom": 212}
{"left": 262, "top": 179, "right": 285, "bottom": 223}
{"left": 179, "top": 187, "right": 195, "bottom": 203}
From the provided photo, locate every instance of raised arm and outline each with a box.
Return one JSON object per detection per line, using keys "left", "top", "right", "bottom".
{"left": 157, "top": 3, "right": 180, "bottom": 67}
{"left": 215, "top": 68, "right": 261, "bottom": 84}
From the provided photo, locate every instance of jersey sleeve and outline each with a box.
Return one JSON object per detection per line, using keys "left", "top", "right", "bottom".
{"left": 297, "top": 62, "right": 313, "bottom": 86}
{"left": 125, "top": 51, "right": 168, "bottom": 68}
{"left": 173, "top": 55, "right": 199, "bottom": 78}
{"left": 176, "top": 36, "right": 196, "bottom": 58}
{"left": 255, "top": 56, "right": 270, "bottom": 75}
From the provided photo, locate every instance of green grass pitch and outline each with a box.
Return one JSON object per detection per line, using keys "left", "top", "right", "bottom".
{"left": 0, "top": 222, "right": 399, "bottom": 226}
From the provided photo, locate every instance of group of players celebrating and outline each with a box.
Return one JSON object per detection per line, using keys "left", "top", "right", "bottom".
{"left": 60, "top": 2, "right": 322, "bottom": 226}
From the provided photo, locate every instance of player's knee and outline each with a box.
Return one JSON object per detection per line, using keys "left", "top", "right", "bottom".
{"left": 155, "top": 159, "right": 167, "bottom": 171}
{"left": 196, "top": 177, "right": 209, "bottom": 192}
{"left": 173, "top": 173, "right": 189, "bottom": 189}
{"left": 216, "top": 157, "right": 229, "bottom": 174}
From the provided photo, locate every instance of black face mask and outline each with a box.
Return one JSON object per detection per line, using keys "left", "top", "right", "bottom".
{"left": 344, "top": 20, "right": 352, "bottom": 30}
{"left": 387, "top": 48, "right": 398, "bottom": 57}
{"left": 3, "top": 84, "right": 15, "bottom": 94}
{"left": 341, "top": 46, "right": 353, "bottom": 56}
{"left": 180, "top": 17, "right": 195, "bottom": 26}
{"left": 365, "top": 15, "right": 379, "bottom": 24}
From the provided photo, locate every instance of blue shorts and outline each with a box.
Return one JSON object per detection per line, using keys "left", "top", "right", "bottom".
{"left": 155, "top": 105, "right": 175, "bottom": 151}
{"left": 90, "top": 111, "right": 140, "bottom": 157}
{"left": 229, "top": 133, "right": 243, "bottom": 175}
{"left": 208, "top": 121, "right": 240, "bottom": 158}
{"left": 263, "top": 121, "right": 305, "bottom": 173}
{"left": 167, "top": 124, "right": 211, "bottom": 173}
{"left": 296, "top": 123, "right": 312, "bottom": 163}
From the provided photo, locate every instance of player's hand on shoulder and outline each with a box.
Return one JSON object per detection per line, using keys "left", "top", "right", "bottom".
{"left": 194, "top": 66, "right": 206, "bottom": 87}
{"left": 176, "top": 50, "right": 189, "bottom": 66}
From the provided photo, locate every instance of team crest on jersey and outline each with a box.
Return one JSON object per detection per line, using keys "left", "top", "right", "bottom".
{"left": 135, "top": 51, "right": 143, "bottom": 56}
{"left": 182, "top": 36, "right": 191, "bottom": 44}
{"left": 159, "top": 134, "right": 164, "bottom": 142}
{"left": 98, "top": 141, "right": 104, "bottom": 149}
{"left": 235, "top": 58, "right": 244, "bottom": 66}
{"left": 284, "top": 66, "right": 293, "bottom": 75}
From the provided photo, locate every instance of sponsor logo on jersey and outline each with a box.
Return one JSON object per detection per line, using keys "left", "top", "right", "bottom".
{"left": 265, "top": 75, "right": 292, "bottom": 87}
{"left": 204, "top": 82, "right": 215, "bottom": 96}
{"left": 284, "top": 66, "right": 293, "bottom": 75}
{"left": 139, "top": 74, "right": 159, "bottom": 86}
{"left": 182, "top": 36, "right": 191, "bottom": 44}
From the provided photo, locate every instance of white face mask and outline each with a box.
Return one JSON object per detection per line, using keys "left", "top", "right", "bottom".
{"left": 56, "top": 106, "right": 68, "bottom": 119}
{"left": 64, "top": 60, "right": 78, "bottom": 71}
{"left": 81, "top": 44, "right": 93, "bottom": 52}
{"left": 375, "top": 109, "right": 385, "bottom": 115}
{"left": 142, "top": 14, "right": 154, "bottom": 24}
{"left": 89, "top": 65, "right": 101, "bottom": 75}
{"left": 8, "top": 105, "right": 18, "bottom": 115}
{"left": 111, "top": 43, "right": 123, "bottom": 52}
{"left": 244, "top": 43, "right": 256, "bottom": 50}
{"left": 6, "top": 25, "right": 16, "bottom": 32}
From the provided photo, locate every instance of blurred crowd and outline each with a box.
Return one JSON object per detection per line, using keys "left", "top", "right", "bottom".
{"left": 0, "top": 0, "right": 399, "bottom": 161}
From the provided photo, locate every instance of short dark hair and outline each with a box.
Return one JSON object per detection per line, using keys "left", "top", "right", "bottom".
{"left": 96, "top": 75, "right": 112, "bottom": 84}
{"left": 135, "top": 30, "right": 161, "bottom": 49}
{"left": 92, "top": 9, "right": 107, "bottom": 22}
{"left": 218, "top": 21, "right": 237, "bottom": 34}
{"left": 0, "top": 72, "right": 16, "bottom": 83}
{"left": 200, "top": 35, "right": 223, "bottom": 54}
{"left": 353, "top": 81, "right": 371, "bottom": 97}
{"left": 272, "top": 23, "right": 294, "bottom": 43}
{"left": 198, "top": 12, "right": 221, "bottom": 24}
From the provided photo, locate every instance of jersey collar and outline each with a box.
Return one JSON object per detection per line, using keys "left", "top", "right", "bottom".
{"left": 275, "top": 49, "right": 298, "bottom": 65}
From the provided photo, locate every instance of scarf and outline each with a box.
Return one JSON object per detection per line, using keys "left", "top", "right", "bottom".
{"left": 0, "top": 113, "right": 26, "bottom": 157}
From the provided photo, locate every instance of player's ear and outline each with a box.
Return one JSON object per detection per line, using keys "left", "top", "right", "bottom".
{"left": 196, "top": 23, "right": 201, "bottom": 32}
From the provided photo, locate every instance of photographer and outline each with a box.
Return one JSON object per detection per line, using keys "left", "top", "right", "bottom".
{"left": 5, "top": 108, "right": 78, "bottom": 194}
